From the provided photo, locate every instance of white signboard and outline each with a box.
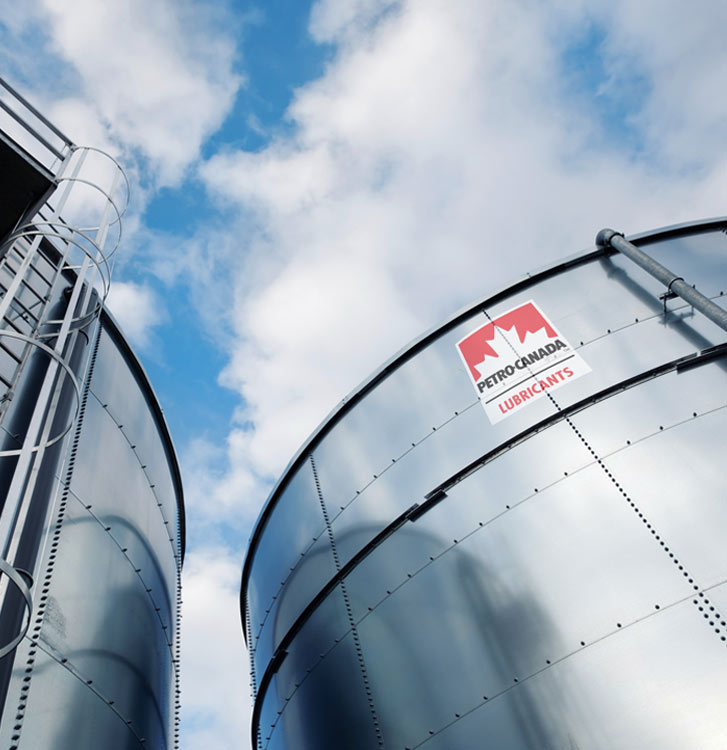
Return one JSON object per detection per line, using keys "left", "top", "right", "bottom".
{"left": 457, "top": 300, "right": 590, "bottom": 424}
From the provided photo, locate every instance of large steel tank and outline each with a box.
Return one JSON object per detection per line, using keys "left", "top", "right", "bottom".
{"left": 242, "top": 218, "right": 727, "bottom": 750}
{"left": 0, "top": 78, "right": 183, "bottom": 750}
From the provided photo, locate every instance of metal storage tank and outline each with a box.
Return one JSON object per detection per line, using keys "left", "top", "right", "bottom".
{"left": 241, "top": 217, "right": 727, "bottom": 750}
{"left": 0, "top": 78, "right": 183, "bottom": 748}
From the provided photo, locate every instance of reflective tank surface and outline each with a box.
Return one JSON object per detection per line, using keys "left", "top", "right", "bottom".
{"left": 242, "top": 218, "right": 727, "bottom": 750}
{"left": 0, "top": 79, "right": 184, "bottom": 750}
{"left": 0, "top": 315, "right": 184, "bottom": 750}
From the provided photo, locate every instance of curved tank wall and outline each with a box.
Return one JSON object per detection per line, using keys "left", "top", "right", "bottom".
{"left": 0, "top": 79, "right": 183, "bottom": 750}
{"left": 0, "top": 311, "right": 184, "bottom": 750}
{"left": 242, "top": 218, "right": 727, "bottom": 750}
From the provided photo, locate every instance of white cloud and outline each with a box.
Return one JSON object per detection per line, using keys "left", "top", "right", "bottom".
{"left": 105, "top": 280, "right": 166, "bottom": 350}
{"left": 614, "top": 4, "right": 727, "bottom": 164}
{"left": 188, "top": 6, "right": 727, "bottom": 734}
{"left": 181, "top": 431, "right": 269, "bottom": 546}
{"left": 199, "top": 0, "right": 727, "bottom": 487}
{"left": 7, "top": 2, "right": 726, "bottom": 748}
{"left": 11, "top": 0, "right": 242, "bottom": 185}
{"left": 181, "top": 547, "right": 251, "bottom": 750}
{"left": 309, "top": 0, "right": 401, "bottom": 43}
{"left": 44, "top": 0, "right": 241, "bottom": 182}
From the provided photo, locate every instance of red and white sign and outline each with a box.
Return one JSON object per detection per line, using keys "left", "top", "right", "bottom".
{"left": 456, "top": 300, "right": 590, "bottom": 424}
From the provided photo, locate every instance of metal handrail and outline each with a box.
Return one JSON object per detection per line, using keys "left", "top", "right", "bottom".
{"left": 0, "top": 76, "right": 74, "bottom": 173}
{"left": 0, "top": 77, "right": 73, "bottom": 149}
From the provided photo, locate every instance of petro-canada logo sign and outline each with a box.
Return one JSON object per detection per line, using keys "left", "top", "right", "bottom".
{"left": 457, "top": 300, "right": 590, "bottom": 424}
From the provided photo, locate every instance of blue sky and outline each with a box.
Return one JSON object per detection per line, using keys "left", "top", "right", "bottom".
{"left": 1, "top": 1, "right": 726, "bottom": 747}
{"left": 118, "top": 0, "right": 332, "bottom": 449}
{"left": 116, "top": 2, "right": 333, "bottom": 458}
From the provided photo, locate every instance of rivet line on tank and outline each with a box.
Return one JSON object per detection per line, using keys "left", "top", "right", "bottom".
{"left": 308, "top": 453, "right": 386, "bottom": 750}
{"left": 13, "top": 323, "right": 180, "bottom": 748}
{"left": 405, "top": 590, "right": 701, "bottom": 749}
{"left": 31, "top": 638, "right": 149, "bottom": 743}
{"left": 80, "top": 501, "right": 178, "bottom": 664}
{"left": 558, "top": 407, "right": 724, "bottom": 645}
{"left": 8, "top": 327, "right": 103, "bottom": 746}
{"left": 491, "top": 319, "right": 727, "bottom": 648}
{"left": 248, "top": 403, "right": 483, "bottom": 654}
{"left": 100, "top": 395, "right": 180, "bottom": 574}
{"left": 251, "top": 370, "right": 726, "bottom": 745}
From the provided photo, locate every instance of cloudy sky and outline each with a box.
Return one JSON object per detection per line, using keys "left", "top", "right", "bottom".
{"left": 1, "top": 0, "right": 725, "bottom": 747}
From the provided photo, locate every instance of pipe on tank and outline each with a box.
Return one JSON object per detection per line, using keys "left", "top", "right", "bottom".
{"left": 596, "top": 228, "right": 727, "bottom": 334}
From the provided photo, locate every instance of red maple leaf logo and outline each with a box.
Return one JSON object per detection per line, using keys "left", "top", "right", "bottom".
{"left": 458, "top": 302, "right": 558, "bottom": 381}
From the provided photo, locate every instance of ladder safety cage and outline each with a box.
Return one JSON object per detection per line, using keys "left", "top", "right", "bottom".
{"left": 0, "top": 76, "right": 130, "bottom": 660}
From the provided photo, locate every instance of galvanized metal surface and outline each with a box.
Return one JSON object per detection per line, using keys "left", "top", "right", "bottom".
{"left": 597, "top": 227, "right": 727, "bottom": 334}
{"left": 240, "top": 216, "right": 727, "bottom": 613}
{"left": 0, "top": 80, "right": 183, "bottom": 750}
{"left": 243, "top": 222, "right": 727, "bottom": 750}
